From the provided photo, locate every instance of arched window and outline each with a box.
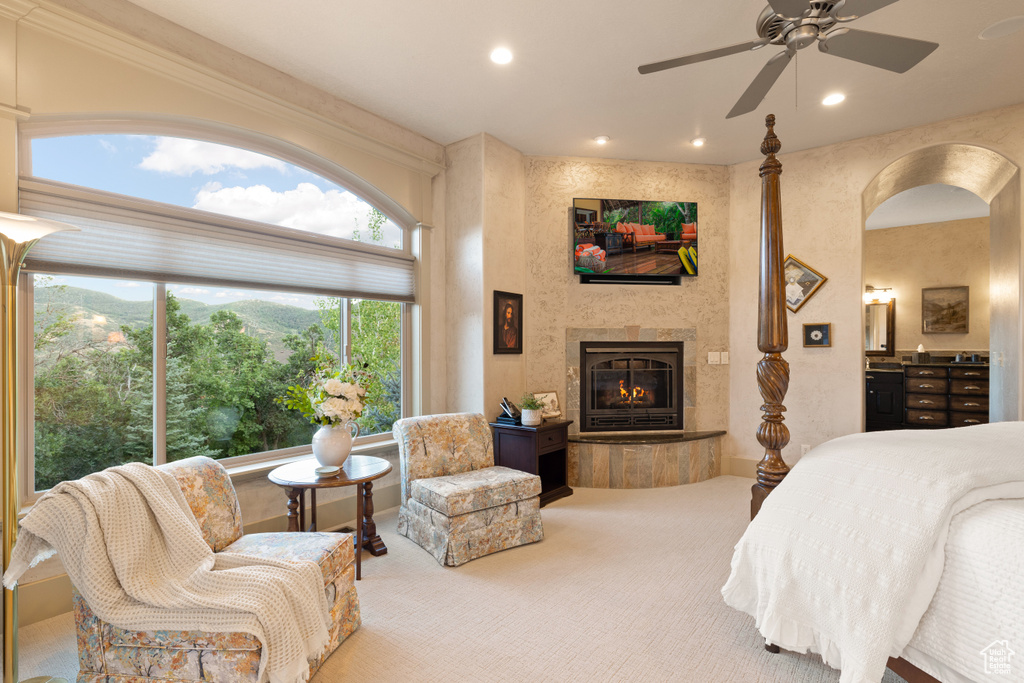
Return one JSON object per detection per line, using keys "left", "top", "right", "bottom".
{"left": 21, "top": 131, "right": 409, "bottom": 495}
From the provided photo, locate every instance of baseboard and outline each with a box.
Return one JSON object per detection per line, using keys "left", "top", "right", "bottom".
{"left": 728, "top": 457, "right": 758, "bottom": 479}
{"left": 17, "top": 482, "right": 401, "bottom": 626}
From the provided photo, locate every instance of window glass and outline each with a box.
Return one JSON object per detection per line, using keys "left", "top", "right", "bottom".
{"left": 163, "top": 285, "right": 335, "bottom": 461}
{"left": 30, "top": 135, "right": 402, "bottom": 249}
{"left": 351, "top": 299, "right": 402, "bottom": 436}
{"left": 33, "top": 275, "right": 154, "bottom": 490}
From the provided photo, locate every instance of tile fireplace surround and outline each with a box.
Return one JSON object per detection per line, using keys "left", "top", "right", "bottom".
{"left": 565, "top": 326, "right": 722, "bottom": 489}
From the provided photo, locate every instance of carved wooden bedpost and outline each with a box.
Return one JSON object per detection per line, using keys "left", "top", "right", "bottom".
{"left": 751, "top": 114, "right": 790, "bottom": 520}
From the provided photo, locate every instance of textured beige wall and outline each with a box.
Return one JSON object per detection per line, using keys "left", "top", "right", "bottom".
{"left": 443, "top": 136, "right": 486, "bottom": 412}
{"left": 865, "top": 217, "right": 990, "bottom": 354}
{"left": 482, "top": 135, "right": 527, "bottom": 417}
{"left": 729, "top": 105, "right": 1024, "bottom": 470}
{"left": 523, "top": 157, "right": 731, "bottom": 434}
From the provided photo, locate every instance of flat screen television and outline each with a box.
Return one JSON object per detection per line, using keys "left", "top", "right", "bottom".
{"left": 572, "top": 198, "right": 698, "bottom": 284}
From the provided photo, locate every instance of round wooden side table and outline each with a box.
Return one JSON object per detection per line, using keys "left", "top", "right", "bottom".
{"left": 268, "top": 455, "right": 392, "bottom": 580}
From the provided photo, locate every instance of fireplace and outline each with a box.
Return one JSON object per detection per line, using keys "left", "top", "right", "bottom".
{"left": 579, "top": 341, "right": 684, "bottom": 432}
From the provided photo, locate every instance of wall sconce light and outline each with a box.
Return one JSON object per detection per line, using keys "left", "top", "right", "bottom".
{"left": 863, "top": 285, "right": 893, "bottom": 304}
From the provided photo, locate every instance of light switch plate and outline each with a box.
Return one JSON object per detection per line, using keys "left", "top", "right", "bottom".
{"left": 721, "top": 351, "right": 729, "bottom": 365}
{"left": 708, "top": 352, "right": 721, "bottom": 365}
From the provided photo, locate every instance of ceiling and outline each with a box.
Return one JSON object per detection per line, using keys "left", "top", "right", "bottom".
{"left": 122, "top": 0, "right": 1024, "bottom": 166}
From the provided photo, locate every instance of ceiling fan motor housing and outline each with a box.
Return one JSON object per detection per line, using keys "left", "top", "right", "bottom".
{"left": 758, "top": 2, "right": 839, "bottom": 48}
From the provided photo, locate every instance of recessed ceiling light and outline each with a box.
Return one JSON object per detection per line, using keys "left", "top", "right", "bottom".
{"left": 979, "top": 16, "right": 1024, "bottom": 40}
{"left": 594, "top": 136, "right": 610, "bottom": 145}
{"left": 490, "top": 47, "right": 513, "bottom": 64}
{"left": 822, "top": 93, "right": 846, "bottom": 106}
{"left": 691, "top": 137, "right": 706, "bottom": 147}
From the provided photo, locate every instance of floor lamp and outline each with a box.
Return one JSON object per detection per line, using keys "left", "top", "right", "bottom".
{"left": 2, "top": 211, "right": 78, "bottom": 683}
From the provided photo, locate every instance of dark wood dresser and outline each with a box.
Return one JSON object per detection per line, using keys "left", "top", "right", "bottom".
{"left": 490, "top": 419, "right": 573, "bottom": 507}
{"left": 865, "top": 370, "right": 904, "bottom": 432}
{"left": 903, "top": 364, "right": 989, "bottom": 429}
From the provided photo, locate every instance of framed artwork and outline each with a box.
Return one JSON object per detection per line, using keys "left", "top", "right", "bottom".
{"left": 493, "top": 290, "right": 523, "bottom": 354}
{"left": 922, "top": 286, "right": 969, "bottom": 334}
{"left": 533, "top": 391, "right": 561, "bottom": 419}
{"left": 803, "top": 323, "right": 832, "bottom": 348}
{"left": 784, "top": 255, "right": 828, "bottom": 313}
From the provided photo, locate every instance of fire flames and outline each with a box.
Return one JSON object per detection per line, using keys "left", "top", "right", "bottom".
{"left": 618, "top": 380, "right": 652, "bottom": 406}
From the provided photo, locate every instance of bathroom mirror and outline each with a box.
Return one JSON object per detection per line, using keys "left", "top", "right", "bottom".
{"left": 865, "top": 299, "right": 895, "bottom": 356}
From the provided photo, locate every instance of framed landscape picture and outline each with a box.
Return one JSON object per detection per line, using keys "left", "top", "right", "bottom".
{"left": 803, "top": 323, "right": 832, "bottom": 348}
{"left": 783, "top": 255, "right": 827, "bottom": 313}
{"left": 493, "top": 290, "right": 523, "bottom": 354}
{"left": 922, "top": 286, "right": 969, "bottom": 334}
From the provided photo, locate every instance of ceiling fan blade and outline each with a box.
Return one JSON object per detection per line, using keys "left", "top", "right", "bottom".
{"left": 768, "top": 0, "right": 809, "bottom": 19}
{"left": 638, "top": 40, "right": 769, "bottom": 75}
{"left": 834, "top": 0, "right": 901, "bottom": 19}
{"left": 726, "top": 51, "right": 793, "bottom": 119}
{"left": 819, "top": 28, "right": 938, "bottom": 73}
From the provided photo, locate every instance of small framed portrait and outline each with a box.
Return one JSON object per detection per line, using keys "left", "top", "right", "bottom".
{"left": 533, "top": 391, "right": 561, "bottom": 419}
{"left": 784, "top": 255, "right": 828, "bottom": 313}
{"left": 922, "top": 286, "right": 969, "bottom": 334}
{"left": 493, "top": 290, "right": 523, "bottom": 354}
{"left": 803, "top": 323, "right": 831, "bottom": 348}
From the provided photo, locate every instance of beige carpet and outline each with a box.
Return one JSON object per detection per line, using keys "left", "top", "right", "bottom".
{"left": 20, "top": 476, "right": 907, "bottom": 682}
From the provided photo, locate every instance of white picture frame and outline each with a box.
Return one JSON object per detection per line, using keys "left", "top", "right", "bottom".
{"left": 533, "top": 391, "right": 561, "bottom": 419}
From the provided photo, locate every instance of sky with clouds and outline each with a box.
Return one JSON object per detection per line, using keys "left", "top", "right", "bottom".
{"left": 30, "top": 134, "right": 400, "bottom": 308}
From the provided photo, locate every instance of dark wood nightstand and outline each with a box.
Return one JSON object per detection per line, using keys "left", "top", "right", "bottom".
{"left": 490, "top": 419, "right": 573, "bottom": 507}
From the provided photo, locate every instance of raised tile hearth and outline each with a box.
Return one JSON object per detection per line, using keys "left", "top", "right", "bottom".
{"left": 568, "top": 431, "right": 723, "bottom": 489}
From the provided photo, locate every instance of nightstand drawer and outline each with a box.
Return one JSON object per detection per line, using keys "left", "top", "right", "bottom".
{"left": 906, "top": 409, "right": 948, "bottom": 427}
{"left": 538, "top": 428, "right": 567, "bottom": 454}
{"left": 950, "top": 396, "right": 988, "bottom": 412}
{"left": 950, "top": 379, "right": 988, "bottom": 396}
{"left": 950, "top": 412, "right": 988, "bottom": 427}
{"left": 905, "top": 393, "right": 948, "bottom": 410}
{"left": 905, "top": 378, "right": 948, "bottom": 394}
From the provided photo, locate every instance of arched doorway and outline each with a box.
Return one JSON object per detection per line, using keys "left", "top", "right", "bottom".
{"left": 863, "top": 144, "right": 1021, "bottom": 421}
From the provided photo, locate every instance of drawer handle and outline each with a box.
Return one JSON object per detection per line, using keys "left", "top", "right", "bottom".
{"left": 918, "top": 383, "right": 934, "bottom": 388}
{"left": 917, "top": 400, "right": 934, "bottom": 405}
{"left": 963, "top": 402, "right": 980, "bottom": 407}
{"left": 964, "top": 419, "right": 980, "bottom": 424}
{"left": 918, "top": 415, "right": 934, "bottom": 420}
{"left": 964, "top": 372, "right": 981, "bottom": 376}
{"left": 964, "top": 385, "right": 981, "bottom": 391}
{"left": 866, "top": 375, "right": 875, "bottom": 379}
{"left": 918, "top": 371, "right": 935, "bottom": 375}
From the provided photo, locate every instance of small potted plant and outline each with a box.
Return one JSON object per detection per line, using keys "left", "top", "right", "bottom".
{"left": 519, "top": 393, "right": 545, "bottom": 426}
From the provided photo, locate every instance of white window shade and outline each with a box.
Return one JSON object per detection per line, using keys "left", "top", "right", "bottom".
{"left": 19, "top": 177, "right": 415, "bottom": 302}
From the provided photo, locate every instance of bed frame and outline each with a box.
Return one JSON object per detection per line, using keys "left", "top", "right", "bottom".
{"left": 750, "top": 115, "right": 942, "bottom": 683}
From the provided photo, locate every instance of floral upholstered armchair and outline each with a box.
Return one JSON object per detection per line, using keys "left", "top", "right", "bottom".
{"left": 393, "top": 413, "right": 544, "bottom": 566}
{"left": 73, "top": 456, "right": 360, "bottom": 683}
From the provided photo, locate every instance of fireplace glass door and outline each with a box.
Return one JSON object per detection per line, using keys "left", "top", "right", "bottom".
{"left": 581, "top": 343, "right": 683, "bottom": 431}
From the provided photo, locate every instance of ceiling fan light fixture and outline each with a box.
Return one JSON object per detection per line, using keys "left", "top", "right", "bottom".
{"left": 691, "top": 137, "right": 706, "bottom": 147}
{"left": 979, "top": 16, "right": 1024, "bottom": 41}
{"left": 490, "top": 47, "right": 513, "bottom": 65}
{"left": 822, "top": 92, "right": 846, "bottom": 106}
{"left": 594, "top": 136, "right": 610, "bottom": 145}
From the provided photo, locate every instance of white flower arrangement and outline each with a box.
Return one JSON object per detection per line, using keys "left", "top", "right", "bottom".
{"left": 280, "top": 366, "right": 368, "bottom": 427}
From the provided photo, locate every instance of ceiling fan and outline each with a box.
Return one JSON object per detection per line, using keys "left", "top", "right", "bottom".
{"left": 638, "top": 0, "right": 938, "bottom": 119}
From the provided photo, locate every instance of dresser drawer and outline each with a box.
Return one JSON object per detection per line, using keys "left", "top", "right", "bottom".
{"left": 906, "top": 409, "right": 948, "bottom": 427}
{"left": 950, "top": 379, "right": 988, "bottom": 396}
{"left": 950, "top": 412, "right": 988, "bottom": 427}
{"left": 537, "top": 427, "right": 567, "bottom": 454}
{"left": 905, "top": 366, "right": 947, "bottom": 378}
{"left": 905, "top": 378, "right": 948, "bottom": 394}
{"left": 950, "top": 395, "right": 988, "bottom": 412}
{"left": 949, "top": 366, "right": 989, "bottom": 380}
{"left": 905, "top": 393, "right": 948, "bottom": 410}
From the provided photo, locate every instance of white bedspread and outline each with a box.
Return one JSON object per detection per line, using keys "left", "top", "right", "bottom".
{"left": 3, "top": 462, "right": 330, "bottom": 683}
{"left": 721, "top": 422, "right": 1024, "bottom": 683}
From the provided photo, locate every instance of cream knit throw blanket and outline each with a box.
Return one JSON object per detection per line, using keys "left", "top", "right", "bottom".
{"left": 722, "top": 422, "right": 1024, "bottom": 683}
{"left": 2, "top": 462, "right": 330, "bottom": 683}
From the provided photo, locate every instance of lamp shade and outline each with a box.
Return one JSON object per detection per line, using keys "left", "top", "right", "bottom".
{"left": 0, "top": 210, "right": 79, "bottom": 243}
